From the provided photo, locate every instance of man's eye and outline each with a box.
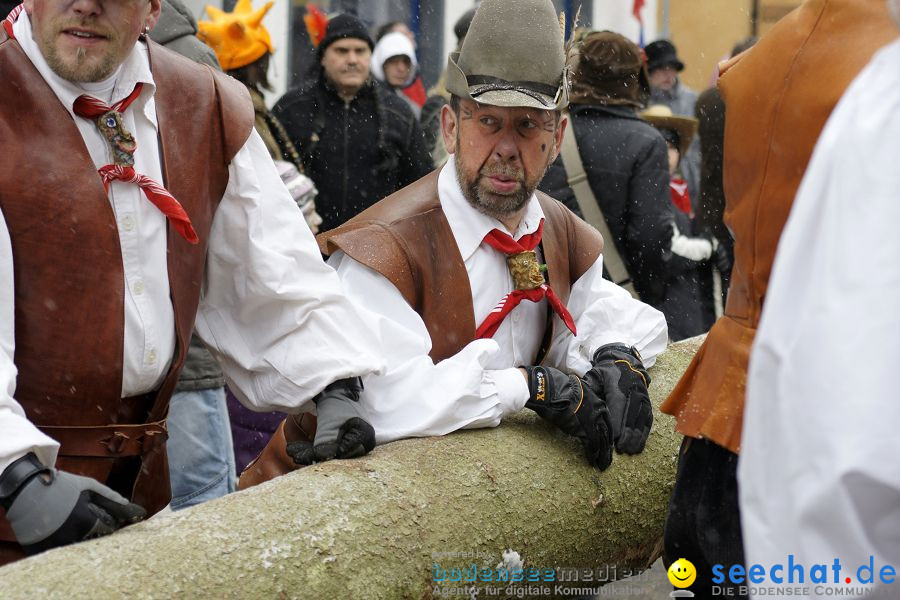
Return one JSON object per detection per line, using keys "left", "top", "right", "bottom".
{"left": 520, "top": 121, "right": 538, "bottom": 129}
{"left": 480, "top": 117, "right": 498, "bottom": 126}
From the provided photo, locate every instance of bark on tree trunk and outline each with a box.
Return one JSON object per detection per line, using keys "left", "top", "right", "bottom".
{"left": 0, "top": 336, "right": 704, "bottom": 599}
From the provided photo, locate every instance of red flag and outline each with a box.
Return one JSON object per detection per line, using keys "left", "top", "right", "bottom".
{"left": 633, "top": 0, "right": 645, "bottom": 23}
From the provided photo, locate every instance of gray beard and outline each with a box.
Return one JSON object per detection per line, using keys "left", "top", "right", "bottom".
{"left": 454, "top": 154, "right": 549, "bottom": 223}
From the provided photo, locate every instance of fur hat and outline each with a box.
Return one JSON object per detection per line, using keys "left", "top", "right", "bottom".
{"left": 445, "top": 0, "right": 568, "bottom": 110}
{"left": 198, "top": 0, "right": 273, "bottom": 71}
{"left": 569, "top": 31, "right": 650, "bottom": 108}
{"left": 640, "top": 104, "right": 698, "bottom": 156}
{"left": 317, "top": 14, "right": 374, "bottom": 58}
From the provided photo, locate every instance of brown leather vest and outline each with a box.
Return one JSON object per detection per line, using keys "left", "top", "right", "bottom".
{"left": 318, "top": 171, "right": 603, "bottom": 363}
{"left": 659, "top": 0, "right": 897, "bottom": 453}
{"left": 0, "top": 31, "right": 253, "bottom": 550}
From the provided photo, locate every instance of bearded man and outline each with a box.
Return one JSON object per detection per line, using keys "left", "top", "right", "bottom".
{"left": 0, "top": 0, "right": 385, "bottom": 563}
{"left": 252, "top": 0, "right": 667, "bottom": 475}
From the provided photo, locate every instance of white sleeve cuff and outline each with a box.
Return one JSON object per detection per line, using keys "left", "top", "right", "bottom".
{"left": 483, "top": 368, "right": 529, "bottom": 416}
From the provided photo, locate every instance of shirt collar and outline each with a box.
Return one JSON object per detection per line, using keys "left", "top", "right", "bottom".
{"left": 13, "top": 11, "right": 157, "bottom": 125}
{"left": 438, "top": 157, "right": 545, "bottom": 261}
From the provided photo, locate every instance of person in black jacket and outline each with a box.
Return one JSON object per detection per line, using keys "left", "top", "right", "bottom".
{"left": 539, "top": 31, "right": 674, "bottom": 307}
{"left": 272, "top": 14, "right": 432, "bottom": 231}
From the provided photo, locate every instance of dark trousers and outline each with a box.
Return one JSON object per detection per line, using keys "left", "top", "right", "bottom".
{"left": 663, "top": 437, "right": 747, "bottom": 600}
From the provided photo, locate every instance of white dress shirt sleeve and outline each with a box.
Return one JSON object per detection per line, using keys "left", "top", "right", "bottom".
{"left": 330, "top": 251, "right": 530, "bottom": 445}
{"left": 740, "top": 40, "right": 900, "bottom": 590}
{"left": 194, "top": 131, "right": 385, "bottom": 413}
{"left": 543, "top": 256, "right": 669, "bottom": 376}
{"left": 0, "top": 211, "right": 61, "bottom": 473}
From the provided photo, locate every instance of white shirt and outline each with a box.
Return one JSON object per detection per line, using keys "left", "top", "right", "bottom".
{"left": 331, "top": 159, "right": 668, "bottom": 444}
{"left": 0, "top": 14, "right": 384, "bottom": 473}
{"left": 740, "top": 39, "right": 900, "bottom": 598}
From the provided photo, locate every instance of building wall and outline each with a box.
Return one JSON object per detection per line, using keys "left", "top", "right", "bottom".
{"left": 658, "top": 0, "right": 805, "bottom": 93}
{"left": 591, "top": 0, "right": 659, "bottom": 45}
{"left": 659, "top": 0, "right": 754, "bottom": 93}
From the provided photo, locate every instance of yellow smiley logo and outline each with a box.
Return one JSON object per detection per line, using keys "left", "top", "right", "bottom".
{"left": 667, "top": 558, "right": 697, "bottom": 588}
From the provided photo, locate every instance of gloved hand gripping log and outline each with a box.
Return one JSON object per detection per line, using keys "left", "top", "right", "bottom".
{"left": 0, "top": 453, "right": 146, "bottom": 555}
{"left": 286, "top": 377, "right": 376, "bottom": 465}
{"left": 520, "top": 343, "right": 652, "bottom": 469}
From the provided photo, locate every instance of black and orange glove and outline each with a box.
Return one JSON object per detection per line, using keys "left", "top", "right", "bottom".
{"left": 583, "top": 343, "right": 652, "bottom": 455}
{"left": 521, "top": 365, "right": 613, "bottom": 470}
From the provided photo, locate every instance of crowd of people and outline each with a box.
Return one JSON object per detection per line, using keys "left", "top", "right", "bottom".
{"left": 1, "top": 0, "right": 898, "bottom": 598}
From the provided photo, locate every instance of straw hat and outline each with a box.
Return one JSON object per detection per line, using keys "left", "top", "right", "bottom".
{"left": 640, "top": 104, "right": 698, "bottom": 156}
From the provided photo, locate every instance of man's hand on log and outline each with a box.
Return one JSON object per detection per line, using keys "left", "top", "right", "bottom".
{"left": 0, "top": 453, "right": 145, "bottom": 555}
{"left": 521, "top": 365, "right": 613, "bottom": 470}
{"left": 286, "top": 377, "right": 376, "bottom": 465}
{"left": 583, "top": 343, "right": 653, "bottom": 455}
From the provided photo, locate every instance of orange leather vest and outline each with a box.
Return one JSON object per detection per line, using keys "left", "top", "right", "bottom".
{"left": 660, "top": 0, "right": 897, "bottom": 453}
{"left": 318, "top": 171, "right": 603, "bottom": 363}
{"left": 0, "top": 31, "right": 253, "bottom": 554}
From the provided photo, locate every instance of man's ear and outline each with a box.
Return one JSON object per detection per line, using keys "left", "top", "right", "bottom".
{"left": 145, "top": 0, "right": 163, "bottom": 30}
{"left": 440, "top": 103, "right": 459, "bottom": 155}
{"left": 549, "top": 114, "right": 568, "bottom": 162}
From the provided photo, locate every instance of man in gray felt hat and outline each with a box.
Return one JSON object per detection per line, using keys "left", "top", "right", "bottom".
{"left": 304, "top": 0, "right": 668, "bottom": 472}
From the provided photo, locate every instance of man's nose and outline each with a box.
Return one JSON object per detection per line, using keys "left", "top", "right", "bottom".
{"left": 71, "top": 0, "right": 103, "bottom": 17}
{"left": 493, "top": 129, "right": 521, "bottom": 163}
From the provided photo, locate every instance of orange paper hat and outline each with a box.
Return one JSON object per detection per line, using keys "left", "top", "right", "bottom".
{"left": 198, "top": 0, "right": 274, "bottom": 71}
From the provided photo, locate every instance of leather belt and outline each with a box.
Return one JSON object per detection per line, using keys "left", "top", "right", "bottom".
{"left": 38, "top": 419, "right": 168, "bottom": 458}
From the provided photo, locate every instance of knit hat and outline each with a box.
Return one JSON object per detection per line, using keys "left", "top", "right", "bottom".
{"left": 569, "top": 31, "right": 650, "bottom": 108}
{"left": 317, "top": 14, "right": 374, "bottom": 57}
{"left": 198, "top": 0, "right": 274, "bottom": 71}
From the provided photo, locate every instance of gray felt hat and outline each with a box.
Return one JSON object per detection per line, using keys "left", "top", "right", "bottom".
{"left": 445, "top": 0, "right": 569, "bottom": 110}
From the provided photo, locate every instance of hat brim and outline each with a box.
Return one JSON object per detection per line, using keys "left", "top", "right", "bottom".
{"left": 649, "top": 59, "right": 685, "bottom": 72}
{"left": 470, "top": 88, "right": 558, "bottom": 110}
{"left": 641, "top": 114, "right": 697, "bottom": 155}
{"left": 445, "top": 52, "right": 568, "bottom": 110}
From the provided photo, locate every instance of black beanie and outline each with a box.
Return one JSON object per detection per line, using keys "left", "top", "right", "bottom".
{"left": 318, "top": 14, "right": 374, "bottom": 57}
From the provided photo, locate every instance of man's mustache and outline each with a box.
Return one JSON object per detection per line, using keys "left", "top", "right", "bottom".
{"left": 55, "top": 19, "right": 115, "bottom": 39}
{"left": 481, "top": 162, "right": 524, "bottom": 182}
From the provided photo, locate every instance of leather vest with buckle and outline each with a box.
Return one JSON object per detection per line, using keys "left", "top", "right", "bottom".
{"left": 0, "top": 31, "right": 254, "bottom": 560}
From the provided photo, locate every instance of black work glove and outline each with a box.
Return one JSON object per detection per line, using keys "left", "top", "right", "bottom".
{"left": 583, "top": 343, "right": 653, "bottom": 455}
{"left": 286, "top": 377, "right": 375, "bottom": 465}
{"left": 521, "top": 365, "right": 613, "bottom": 471}
{"left": 0, "top": 453, "right": 145, "bottom": 555}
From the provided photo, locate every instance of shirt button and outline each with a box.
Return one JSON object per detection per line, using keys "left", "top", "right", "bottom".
{"left": 122, "top": 215, "right": 135, "bottom": 231}
{"left": 147, "top": 349, "right": 157, "bottom": 365}
{"left": 133, "top": 280, "right": 144, "bottom": 295}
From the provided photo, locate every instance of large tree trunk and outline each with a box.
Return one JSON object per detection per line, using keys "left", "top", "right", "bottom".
{"left": 0, "top": 336, "right": 702, "bottom": 599}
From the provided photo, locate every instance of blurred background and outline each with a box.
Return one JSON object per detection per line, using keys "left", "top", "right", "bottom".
{"left": 179, "top": 0, "right": 804, "bottom": 107}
